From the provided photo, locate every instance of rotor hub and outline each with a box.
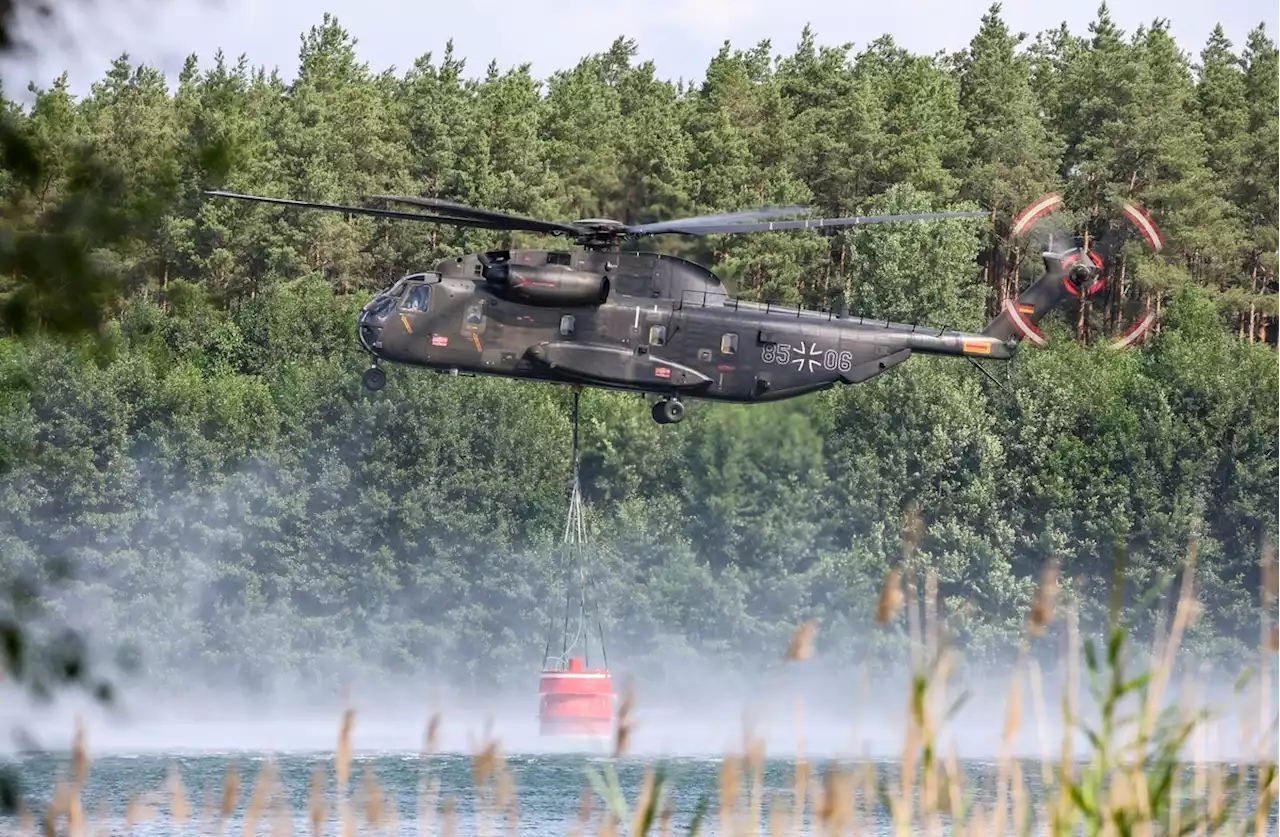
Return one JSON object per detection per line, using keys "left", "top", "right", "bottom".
{"left": 569, "top": 219, "right": 630, "bottom": 251}
{"left": 571, "top": 218, "right": 627, "bottom": 230}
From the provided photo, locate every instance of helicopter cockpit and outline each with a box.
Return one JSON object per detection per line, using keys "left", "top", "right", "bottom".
{"left": 359, "top": 273, "right": 440, "bottom": 354}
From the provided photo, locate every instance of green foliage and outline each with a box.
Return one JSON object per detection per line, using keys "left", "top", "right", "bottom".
{"left": 0, "top": 9, "right": 1274, "bottom": 695}
{"left": 0, "top": 272, "right": 1271, "bottom": 690}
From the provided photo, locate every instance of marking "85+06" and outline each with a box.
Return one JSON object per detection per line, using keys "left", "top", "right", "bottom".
{"left": 761, "top": 341, "right": 854, "bottom": 373}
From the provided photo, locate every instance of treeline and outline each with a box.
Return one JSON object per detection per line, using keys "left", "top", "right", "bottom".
{"left": 0, "top": 5, "right": 1275, "bottom": 693}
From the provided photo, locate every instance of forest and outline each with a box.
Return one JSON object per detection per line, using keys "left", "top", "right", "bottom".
{"left": 0, "top": 3, "right": 1275, "bottom": 698}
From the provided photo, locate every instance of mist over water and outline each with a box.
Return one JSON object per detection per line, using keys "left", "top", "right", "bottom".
{"left": 1, "top": 540, "right": 1273, "bottom": 836}
{"left": 3, "top": 648, "right": 1271, "bottom": 766}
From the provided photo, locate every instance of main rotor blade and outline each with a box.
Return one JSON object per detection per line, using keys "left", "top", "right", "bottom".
{"left": 204, "top": 191, "right": 519, "bottom": 232}
{"left": 371, "top": 195, "right": 581, "bottom": 236}
{"left": 640, "top": 210, "right": 989, "bottom": 237}
{"left": 626, "top": 205, "right": 814, "bottom": 235}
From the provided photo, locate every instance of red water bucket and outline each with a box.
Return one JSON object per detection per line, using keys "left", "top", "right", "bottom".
{"left": 538, "top": 657, "right": 615, "bottom": 736}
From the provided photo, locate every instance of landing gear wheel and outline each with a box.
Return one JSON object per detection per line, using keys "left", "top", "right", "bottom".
{"left": 652, "top": 398, "right": 685, "bottom": 425}
{"left": 362, "top": 365, "right": 386, "bottom": 392}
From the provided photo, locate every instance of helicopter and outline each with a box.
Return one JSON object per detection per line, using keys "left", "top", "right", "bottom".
{"left": 204, "top": 190, "right": 1160, "bottom": 424}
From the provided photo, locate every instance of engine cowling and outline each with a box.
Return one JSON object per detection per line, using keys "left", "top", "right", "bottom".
{"left": 482, "top": 262, "right": 610, "bottom": 307}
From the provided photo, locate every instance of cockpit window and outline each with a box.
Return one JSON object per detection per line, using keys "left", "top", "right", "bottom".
{"left": 389, "top": 278, "right": 408, "bottom": 297}
{"left": 368, "top": 295, "right": 396, "bottom": 318}
{"left": 401, "top": 284, "right": 430, "bottom": 312}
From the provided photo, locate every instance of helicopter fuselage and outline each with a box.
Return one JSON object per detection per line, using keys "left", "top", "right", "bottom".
{"left": 355, "top": 248, "right": 1017, "bottom": 423}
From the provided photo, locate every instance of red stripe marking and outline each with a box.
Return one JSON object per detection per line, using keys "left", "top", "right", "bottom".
{"left": 1121, "top": 201, "right": 1165, "bottom": 253}
{"left": 1011, "top": 194, "right": 1063, "bottom": 237}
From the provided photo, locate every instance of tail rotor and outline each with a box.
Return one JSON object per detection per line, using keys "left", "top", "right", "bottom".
{"left": 1008, "top": 194, "right": 1165, "bottom": 350}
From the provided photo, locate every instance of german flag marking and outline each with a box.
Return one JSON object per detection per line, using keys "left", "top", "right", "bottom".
{"left": 963, "top": 341, "right": 992, "bottom": 355}
{"left": 1002, "top": 299, "right": 1048, "bottom": 348}
{"left": 1017, "top": 303, "right": 1035, "bottom": 315}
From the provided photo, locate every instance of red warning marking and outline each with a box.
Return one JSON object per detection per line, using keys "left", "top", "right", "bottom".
{"left": 1121, "top": 201, "right": 1165, "bottom": 253}
{"left": 431, "top": 335, "right": 449, "bottom": 347}
{"left": 963, "top": 341, "right": 992, "bottom": 355}
{"left": 1011, "top": 194, "right": 1063, "bottom": 237}
{"left": 1110, "top": 309, "right": 1158, "bottom": 351}
{"left": 654, "top": 366, "right": 671, "bottom": 378}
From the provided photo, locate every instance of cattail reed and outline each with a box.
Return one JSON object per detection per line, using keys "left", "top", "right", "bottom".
{"left": 425, "top": 712, "right": 441, "bottom": 755}
{"left": 877, "top": 566, "right": 904, "bottom": 625}
{"left": 1029, "top": 558, "right": 1060, "bottom": 634}
{"left": 785, "top": 620, "right": 816, "bottom": 662}
{"left": 166, "top": 765, "right": 190, "bottom": 824}
{"left": 614, "top": 678, "right": 634, "bottom": 757}
{"left": 361, "top": 764, "right": 385, "bottom": 828}
{"left": 307, "top": 763, "right": 327, "bottom": 837}
{"left": 15, "top": 538, "right": 1278, "bottom": 837}
{"left": 243, "top": 760, "right": 277, "bottom": 837}
{"left": 219, "top": 762, "right": 240, "bottom": 826}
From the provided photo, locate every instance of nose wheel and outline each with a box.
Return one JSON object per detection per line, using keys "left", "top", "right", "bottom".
{"left": 651, "top": 398, "right": 685, "bottom": 425}
{"left": 362, "top": 364, "right": 386, "bottom": 392}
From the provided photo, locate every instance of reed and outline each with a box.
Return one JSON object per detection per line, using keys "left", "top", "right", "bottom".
{"left": 15, "top": 539, "right": 1280, "bottom": 836}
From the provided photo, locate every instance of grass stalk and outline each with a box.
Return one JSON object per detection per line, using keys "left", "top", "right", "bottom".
{"left": 9, "top": 538, "right": 1277, "bottom": 837}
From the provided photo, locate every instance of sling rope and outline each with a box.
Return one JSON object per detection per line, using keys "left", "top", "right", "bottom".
{"left": 541, "top": 388, "right": 609, "bottom": 670}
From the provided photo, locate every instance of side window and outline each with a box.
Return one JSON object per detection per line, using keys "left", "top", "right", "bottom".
{"left": 720, "top": 333, "right": 738, "bottom": 355}
{"left": 648, "top": 325, "right": 667, "bottom": 346}
{"left": 401, "top": 284, "right": 430, "bottom": 312}
{"left": 462, "top": 301, "right": 486, "bottom": 334}
{"left": 560, "top": 315, "right": 575, "bottom": 336}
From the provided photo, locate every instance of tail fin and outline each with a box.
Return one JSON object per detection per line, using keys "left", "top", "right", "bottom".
{"left": 982, "top": 251, "right": 1098, "bottom": 348}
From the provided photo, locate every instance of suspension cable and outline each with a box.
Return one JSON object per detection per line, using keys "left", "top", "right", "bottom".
{"left": 542, "top": 387, "right": 607, "bottom": 671}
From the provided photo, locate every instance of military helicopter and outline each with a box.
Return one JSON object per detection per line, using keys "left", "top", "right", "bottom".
{"left": 205, "top": 190, "right": 1156, "bottom": 424}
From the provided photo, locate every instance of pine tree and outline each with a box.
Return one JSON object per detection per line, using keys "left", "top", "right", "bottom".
{"left": 1190, "top": 26, "right": 1252, "bottom": 325}
{"left": 1239, "top": 25, "right": 1279, "bottom": 340}
{"left": 955, "top": 3, "right": 1061, "bottom": 309}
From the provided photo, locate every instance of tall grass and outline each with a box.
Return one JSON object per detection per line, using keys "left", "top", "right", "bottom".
{"left": 20, "top": 536, "right": 1280, "bottom": 836}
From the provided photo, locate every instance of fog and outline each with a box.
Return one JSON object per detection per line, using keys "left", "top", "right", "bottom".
{"left": 1, "top": 643, "right": 1272, "bottom": 767}
{"left": 0, "top": 443, "right": 1274, "bottom": 772}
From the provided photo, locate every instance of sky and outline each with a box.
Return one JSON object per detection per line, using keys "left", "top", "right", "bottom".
{"left": 0, "top": 0, "right": 1276, "bottom": 102}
